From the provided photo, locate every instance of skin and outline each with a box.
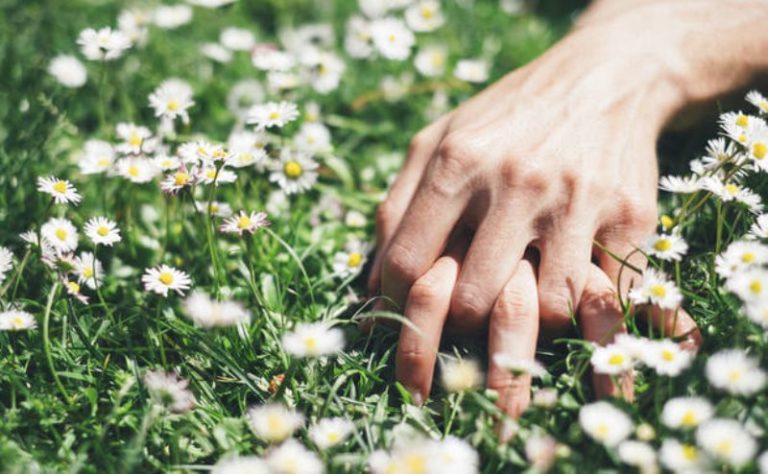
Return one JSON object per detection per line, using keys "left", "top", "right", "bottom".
{"left": 368, "top": 0, "right": 768, "bottom": 415}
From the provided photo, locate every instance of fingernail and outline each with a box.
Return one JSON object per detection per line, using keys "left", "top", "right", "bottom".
{"left": 408, "top": 388, "right": 423, "bottom": 407}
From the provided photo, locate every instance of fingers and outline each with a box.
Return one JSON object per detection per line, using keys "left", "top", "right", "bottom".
{"left": 448, "top": 205, "right": 533, "bottom": 332}
{"left": 638, "top": 306, "right": 702, "bottom": 351}
{"left": 368, "top": 116, "right": 451, "bottom": 295}
{"left": 487, "top": 259, "right": 539, "bottom": 420}
{"left": 537, "top": 223, "right": 595, "bottom": 336}
{"left": 578, "top": 263, "right": 633, "bottom": 400}
{"left": 395, "top": 249, "right": 463, "bottom": 404}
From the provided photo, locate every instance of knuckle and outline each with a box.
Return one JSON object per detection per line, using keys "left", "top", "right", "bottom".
{"left": 493, "top": 288, "right": 536, "bottom": 326}
{"left": 451, "top": 283, "right": 488, "bottom": 322}
{"left": 382, "top": 241, "right": 421, "bottom": 285}
{"left": 408, "top": 130, "right": 431, "bottom": 157}
{"left": 408, "top": 277, "right": 441, "bottom": 307}
{"left": 376, "top": 200, "right": 396, "bottom": 229}
{"left": 615, "top": 196, "right": 657, "bottom": 231}
{"left": 434, "top": 133, "right": 482, "bottom": 177}
{"left": 538, "top": 287, "right": 574, "bottom": 321}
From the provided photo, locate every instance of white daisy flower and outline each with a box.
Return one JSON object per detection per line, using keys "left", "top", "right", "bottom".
{"left": 454, "top": 58, "right": 490, "bottom": 83}
{"left": 64, "top": 279, "right": 89, "bottom": 304}
{"left": 84, "top": 217, "right": 121, "bottom": 247}
{"left": 246, "top": 101, "right": 299, "bottom": 129}
{"left": 759, "top": 451, "right": 768, "bottom": 474}
{"left": 41, "top": 217, "right": 79, "bottom": 253}
{"left": 524, "top": 433, "right": 557, "bottom": 473}
{"left": 196, "top": 200, "right": 233, "bottom": 218}
{"left": 640, "top": 339, "right": 693, "bottom": 377}
{"left": 590, "top": 343, "right": 634, "bottom": 375}
{"left": 304, "top": 51, "right": 346, "bottom": 94}
{"left": 74, "top": 251, "right": 103, "bottom": 289}
{"left": 266, "top": 71, "right": 302, "bottom": 92}
{"left": 696, "top": 419, "right": 756, "bottom": 468}
{"left": 212, "top": 456, "right": 268, "bottom": 474}
{"left": 661, "top": 397, "right": 713, "bottom": 430}
{"left": 369, "top": 436, "right": 479, "bottom": 474}
{"left": 227, "top": 131, "right": 268, "bottom": 168}
{"left": 160, "top": 167, "right": 196, "bottom": 194}
{"left": 617, "top": 441, "right": 657, "bottom": 473}
{"left": 725, "top": 267, "right": 768, "bottom": 303}
{"left": 117, "top": 8, "right": 151, "bottom": 45}
{"left": 182, "top": 291, "right": 250, "bottom": 328}
{"left": 405, "top": 1, "right": 445, "bottom": 32}
{"left": 613, "top": 333, "right": 652, "bottom": 360}
{"left": 143, "top": 370, "right": 196, "bottom": 413}
{"left": 705, "top": 348, "right": 767, "bottom": 396}
{"left": 246, "top": 404, "right": 304, "bottom": 443}
{"left": 153, "top": 154, "right": 181, "bottom": 171}
{"left": 344, "top": 16, "right": 374, "bottom": 58}
{"left": 187, "top": 0, "right": 236, "bottom": 8}
{"left": 370, "top": 17, "right": 415, "bottom": 61}
{"left": 117, "top": 157, "right": 160, "bottom": 183}
{"left": 440, "top": 358, "right": 484, "bottom": 393}
{"left": 219, "top": 210, "right": 270, "bottom": 236}
{"left": 115, "top": 122, "right": 154, "bottom": 155}
{"left": 628, "top": 268, "right": 682, "bottom": 310}
{"left": 715, "top": 240, "right": 768, "bottom": 278}
{"left": 493, "top": 354, "right": 546, "bottom": 377}
{"left": 48, "top": 55, "right": 87, "bottom": 88}
{"left": 332, "top": 240, "right": 371, "bottom": 277}
{"left": 36, "top": 176, "right": 81, "bottom": 205}
{"left": 201, "top": 42, "right": 233, "bottom": 63}
{"left": 295, "top": 122, "right": 332, "bottom": 154}
{"left": 0, "top": 246, "right": 13, "bottom": 284}
{"left": 579, "top": 401, "right": 633, "bottom": 447}
{"left": 269, "top": 149, "right": 318, "bottom": 195}
{"left": 345, "top": 210, "right": 368, "bottom": 228}
{"left": 251, "top": 46, "right": 295, "bottom": 71}
{"left": 658, "top": 175, "right": 703, "bottom": 194}
{"left": 149, "top": 78, "right": 195, "bottom": 125}
{"left": 719, "top": 111, "right": 765, "bottom": 142}
{"left": 699, "top": 137, "right": 746, "bottom": 171}
{"left": 309, "top": 417, "right": 355, "bottom": 449}
{"left": 141, "top": 264, "right": 192, "bottom": 297}
{"left": 281, "top": 322, "right": 345, "bottom": 358}
{"left": 701, "top": 177, "right": 763, "bottom": 212}
{"left": 414, "top": 45, "right": 448, "bottom": 77}
{"left": 749, "top": 213, "right": 768, "bottom": 240}
{"left": 643, "top": 233, "right": 688, "bottom": 261}
{"left": 79, "top": 139, "right": 116, "bottom": 175}
{"left": 659, "top": 439, "right": 710, "bottom": 474}
{"left": 743, "top": 300, "right": 768, "bottom": 328}
{"left": 153, "top": 4, "right": 193, "bottom": 29}
{"left": 197, "top": 165, "right": 237, "bottom": 186}
{"left": 77, "top": 27, "right": 132, "bottom": 61}
{"left": 747, "top": 90, "right": 768, "bottom": 115}
{"left": 0, "top": 309, "right": 37, "bottom": 331}
{"left": 532, "top": 388, "right": 558, "bottom": 408}
{"left": 178, "top": 140, "right": 217, "bottom": 164}
{"left": 265, "top": 439, "right": 323, "bottom": 474}
{"left": 500, "top": 0, "right": 528, "bottom": 14}
{"left": 220, "top": 26, "right": 255, "bottom": 51}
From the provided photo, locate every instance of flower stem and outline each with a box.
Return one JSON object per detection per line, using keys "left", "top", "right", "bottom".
{"left": 42, "top": 282, "right": 71, "bottom": 403}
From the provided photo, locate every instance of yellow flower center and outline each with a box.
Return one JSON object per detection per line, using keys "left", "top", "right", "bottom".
{"left": 735, "top": 114, "right": 749, "bottom": 128}
{"left": 212, "top": 149, "right": 228, "bottom": 161}
{"left": 650, "top": 284, "right": 667, "bottom": 298}
{"left": 128, "top": 165, "right": 140, "bottom": 178}
{"left": 347, "top": 252, "right": 363, "bottom": 268}
{"left": 167, "top": 100, "right": 179, "bottom": 111}
{"left": 326, "top": 432, "right": 340, "bottom": 443}
{"left": 421, "top": 5, "right": 434, "bottom": 18}
{"left": 83, "top": 268, "right": 94, "bottom": 279}
{"left": 12, "top": 316, "right": 26, "bottom": 328}
{"left": 753, "top": 142, "right": 767, "bottom": 159}
{"left": 660, "top": 215, "right": 674, "bottom": 230}
{"left": 52, "top": 181, "right": 68, "bottom": 193}
{"left": 742, "top": 252, "right": 756, "bottom": 263}
{"left": 304, "top": 336, "right": 317, "bottom": 351}
{"left": 682, "top": 445, "right": 698, "bottom": 461}
{"left": 206, "top": 169, "right": 217, "bottom": 179}
{"left": 728, "top": 369, "right": 743, "bottom": 382}
{"left": 760, "top": 100, "right": 768, "bottom": 112}
{"left": 128, "top": 132, "right": 143, "bottom": 147}
{"left": 268, "top": 111, "right": 281, "bottom": 120}
{"left": 388, "top": 33, "right": 396, "bottom": 43}
{"left": 267, "top": 414, "right": 285, "bottom": 435}
{"left": 654, "top": 239, "right": 672, "bottom": 252}
{"left": 608, "top": 354, "right": 625, "bottom": 366}
{"left": 749, "top": 279, "right": 762, "bottom": 295}
{"left": 67, "top": 281, "right": 80, "bottom": 294}
{"left": 431, "top": 53, "right": 444, "bottom": 67}
{"left": 716, "top": 440, "right": 733, "bottom": 456}
{"left": 680, "top": 410, "right": 698, "bottom": 427}
{"left": 595, "top": 424, "right": 609, "bottom": 440}
{"left": 97, "top": 158, "right": 110, "bottom": 168}
{"left": 55, "top": 228, "right": 68, "bottom": 241}
{"left": 724, "top": 183, "right": 739, "bottom": 195}
{"left": 237, "top": 215, "right": 252, "bottom": 229}
{"left": 738, "top": 133, "right": 748, "bottom": 144}
{"left": 174, "top": 172, "right": 190, "bottom": 187}
{"left": 97, "top": 226, "right": 110, "bottom": 237}
{"left": 661, "top": 349, "right": 675, "bottom": 362}
{"left": 284, "top": 161, "right": 303, "bottom": 179}
{"left": 158, "top": 271, "right": 174, "bottom": 285}
{"left": 403, "top": 454, "right": 427, "bottom": 474}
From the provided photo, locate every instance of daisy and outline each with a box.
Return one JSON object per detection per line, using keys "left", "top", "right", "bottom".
{"left": 77, "top": 27, "right": 132, "bottom": 61}
{"left": 201, "top": 42, "right": 233, "bottom": 63}
{"left": 117, "top": 157, "right": 160, "bottom": 184}
{"left": 405, "top": 1, "right": 445, "bottom": 32}
{"left": 0, "top": 309, "right": 37, "bottom": 331}
{"left": 251, "top": 46, "right": 295, "bottom": 72}
{"left": 744, "top": 300, "right": 768, "bottom": 328}
{"left": 345, "top": 210, "right": 368, "bottom": 228}
{"left": 414, "top": 45, "right": 448, "bottom": 77}
{"left": 267, "top": 71, "right": 302, "bottom": 92}
{"left": 628, "top": 268, "right": 682, "bottom": 310}
{"left": 0, "top": 246, "right": 13, "bottom": 284}
{"left": 661, "top": 397, "right": 713, "bottom": 430}
{"left": 369, "top": 436, "right": 479, "bottom": 474}
{"left": 143, "top": 370, "right": 196, "bottom": 413}
{"left": 152, "top": 4, "right": 193, "bottom": 29}
{"left": 760, "top": 451, "right": 768, "bottom": 474}
{"left": 74, "top": 252, "right": 103, "bottom": 289}
{"left": 160, "top": 167, "right": 196, "bottom": 194}
{"left": 196, "top": 200, "right": 233, "bottom": 218}
{"left": 454, "top": 59, "right": 490, "bottom": 83}
{"left": 525, "top": 433, "right": 557, "bottom": 473}
{"left": 658, "top": 175, "right": 703, "bottom": 194}
{"left": 246, "top": 404, "right": 304, "bottom": 443}
{"left": 332, "top": 240, "right": 371, "bottom": 277}
{"left": 142, "top": 264, "right": 192, "bottom": 297}
{"left": 440, "top": 358, "right": 484, "bottom": 393}
{"left": 643, "top": 233, "right": 688, "bottom": 261}
{"left": 493, "top": 354, "right": 546, "bottom": 377}
{"left": 715, "top": 240, "right": 768, "bottom": 278}
{"left": 48, "top": 55, "right": 87, "bottom": 88}
{"left": 613, "top": 333, "right": 652, "bottom": 359}
{"left": 701, "top": 177, "right": 763, "bottom": 213}
{"left": 725, "top": 267, "right": 768, "bottom": 303}
{"left": 84, "top": 216, "right": 121, "bottom": 247}
{"left": 79, "top": 140, "right": 116, "bottom": 175}
{"left": 246, "top": 101, "right": 299, "bottom": 129}
{"left": 265, "top": 439, "right": 323, "bottom": 474}
{"left": 181, "top": 292, "right": 251, "bottom": 328}
{"left": 197, "top": 165, "right": 237, "bottom": 185}
{"left": 178, "top": 139, "right": 217, "bottom": 164}
{"left": 281, "top": 322, "right": 345, "bottom": 358}
{"left": 747, "top": 90, "right": 768, "bottom": 114}
{"left": 152, "top": 154, "right": 180, "bottom": 172}
{"left": 579, "top": 401, "right": 633, "bottom": 447}
{"left": 187, "top": 0, "right": 236, "bottom": 8}
{"left": 696, "top": 419, "right": 756, "bottom": 468}
{"left": 64, "top": 279, "right": 89, "bottom": 304}
{"left": 705, "top": 348, "right": 767, "bottom": 396}
{"left": 309, "top": 417, "right": 355, "bottom": 449}
{"left": 699, "top": 137, "right": 746, "bottom": 170}
{"left": 295, "top": 122, "right": 332, "bottom": 154}
{"left": 305, "top": 51, "right": 346, "bottom": 94}
{"left": 149, "top": 78, "right": 195, "bottom": 125}
{"left": 269, "top": 149, "right": 318, "bottom": 195}
{"left": 749, "top": 213, "right": 768, "bottom": 239}
{"left": 212, "top": 456, "right": 268, "bottom": 474}
{"left": 617, "top": 441, "right": 657, "bottom": 473}
{"left": 640, "top": 339, "right": 694, "bottom": 377}
{"left": 116, "top": 123, "right": 154, "bottom": 155}
{"left": 227, "top": 131, "right": 268, "bottom": 168}
{"left": 41, "top": 217, "right": 79, "bottom": 253}
{"left": 219, "top": 210, "right": 270, "bottom": 236}
{"left": 220, "top": 27, "right": 255, "bottom": 51}
{"left": 344, "top": 16, "right": 374, "bottom": 58}
{"left": 370, "top": 17, "right": 415, "bottom": 61}
{"left": 659, "top": 439, "right": 710, "bottom": 474}
{"left": 590, "top": 343, "right": 634, "bottom": 375}
{"left": 532, "top": 388, "right": 558, "bottom": 408}
{"left": 36, "top": 176, "right": 81, "bottom": 205}
{"left": 226, "top": 80, "right": 265, "bottom": 119}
